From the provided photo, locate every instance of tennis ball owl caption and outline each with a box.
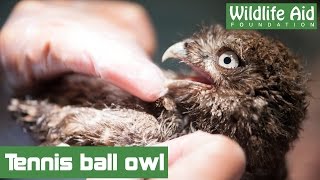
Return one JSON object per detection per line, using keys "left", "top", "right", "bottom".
{"left": 0, "top": 147, "right": 168, "bottom": 178}
{"left": 5, "top": 153, "right": 165, "bottom": 171}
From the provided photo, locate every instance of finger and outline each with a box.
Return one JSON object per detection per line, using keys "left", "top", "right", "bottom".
{"left": 49, "top": 28, "right": 167, "bottom": 101}
{"left": 1, "top": 26, "right": 167, "bottom": 101}
{"left": 153, "top": 132, "right": 246, "bottom": 180}
{"left": 0, "top": 2, "right": 165, "bottom": 101}
{"left": 154, "top": 131, "right": 222, "bottom": 165}
{"left": 15, "top": 0, "right": 156, "bottom": 56}
{"left": 168, "top": 139, "right": 246, "bottom": 180}
{"left": 79, "top": 1, "right": 157, "bottom": 56}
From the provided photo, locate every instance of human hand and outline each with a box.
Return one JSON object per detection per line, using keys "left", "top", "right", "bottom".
{"left": 0, "top": 0, "right": 166, "bottom": 101}
{"left": 88, "top": 131, "right": 246, "bottom": 180}
{"left": 152, "top": 131, "right": 246, "bottom": 180}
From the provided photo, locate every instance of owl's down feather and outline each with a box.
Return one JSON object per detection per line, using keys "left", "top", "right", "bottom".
{"left": 8, "top": 25, "right": 308, "bottom": 180}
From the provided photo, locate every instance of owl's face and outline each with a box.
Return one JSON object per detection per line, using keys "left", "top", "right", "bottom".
{"left": 163, "top": 25, "right": 301, "bottom": 97}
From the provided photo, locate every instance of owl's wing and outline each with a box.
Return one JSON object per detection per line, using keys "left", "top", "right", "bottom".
{"left": 8, "top": 98, "right": 162, "bottom": 146}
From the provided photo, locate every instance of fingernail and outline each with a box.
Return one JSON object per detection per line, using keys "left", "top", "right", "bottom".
{"left": 119, "top": 61, "right": 168, "bottom": 101}
{"left": 139, "top": 63, "right": 168, "bottom": 100}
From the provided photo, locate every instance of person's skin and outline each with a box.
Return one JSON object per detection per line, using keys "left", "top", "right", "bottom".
{"left": 0, "top": 0, "right": 166, "bottom": 102}
{"left": 154, "top": 131, "right": 246, "bottom": 180}
{"left": 0, "top": 1, "right": 246, "bottom": 179}
{"left": 89, "top": 132, "right": 246, "bottom": 180}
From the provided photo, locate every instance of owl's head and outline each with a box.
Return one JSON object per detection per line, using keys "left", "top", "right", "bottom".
{"left": 162, "top": 25, "right": 308, "bottom": 172}
{"left": 163, "top": 25, "right": 306, "bottom": 96}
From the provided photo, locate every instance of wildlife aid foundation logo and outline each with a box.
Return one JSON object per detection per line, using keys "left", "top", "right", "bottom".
{"left": 226, "top": 3, "right": 317, "bottom": 29}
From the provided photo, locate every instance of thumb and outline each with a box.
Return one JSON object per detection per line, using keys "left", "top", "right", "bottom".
{"left": 167, "top": 138, "right": 246, "bottom": 180}
{"left": 50, "top": 28, "right": 168, "bottom": 102}
{"left": 152, "top": 132, "right": 246, "bottom": 180}
{"left": 96, "top": 41, "right": 168, "bottom": 102}
{"left": 0, "top": 0, "right": 165, "bottom": 101}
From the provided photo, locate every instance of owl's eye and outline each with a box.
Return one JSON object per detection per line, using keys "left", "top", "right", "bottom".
{"left": 218, "top": 51, "right": 239, "bottom": 69}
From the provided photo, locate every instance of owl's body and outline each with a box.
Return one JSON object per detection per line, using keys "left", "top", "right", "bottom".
{"left": 9, "top": 26, "right": 308, "bottom": 180}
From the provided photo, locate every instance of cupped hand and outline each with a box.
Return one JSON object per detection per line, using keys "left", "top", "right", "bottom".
{"left": 88, "top": 131, "right": 246, "bottom": 180}
{"left": 0, "top": 0, "right": 167, "bottom": 101}
{"left": 152, "top": 131, "right": 246, "bottom": 180}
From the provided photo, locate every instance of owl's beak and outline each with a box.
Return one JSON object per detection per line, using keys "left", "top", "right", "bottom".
{"left": 162, "top": 41, "right": 187, "bottom": 62}
{"left": 162, "top": 41, "right": 214, "bottom": 85}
